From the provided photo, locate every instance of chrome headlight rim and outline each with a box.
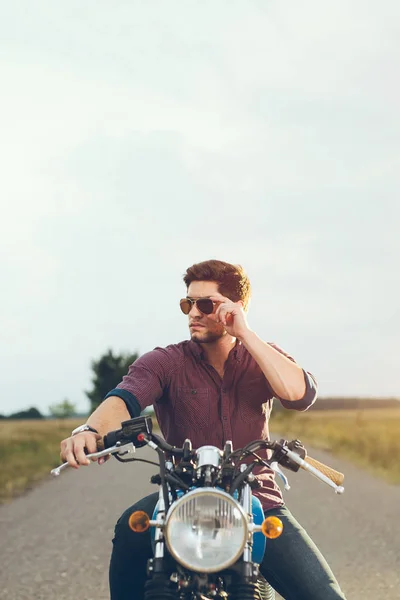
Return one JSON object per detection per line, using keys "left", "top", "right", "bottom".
{"left": 164, "top": 487, "right": 248, "bottom": 573}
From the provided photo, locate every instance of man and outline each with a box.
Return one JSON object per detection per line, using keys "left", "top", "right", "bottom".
{"left": 60, "top": 259, "right": 347, "bottom": 600}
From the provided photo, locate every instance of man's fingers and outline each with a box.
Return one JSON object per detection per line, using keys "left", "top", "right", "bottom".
{"left": 60, "top": 433, "right": 104, "bottom": 468}
{"left": 89, "top": 433, "right": 107, "bottom": 462}
{"left": 71, "top": 437, "right": 90, "bottom": 466}
{"left": 216, "top": 305, "right": 226, "bottom": 324}
{"left": 85, "top": 433, "right": 100, "bottom": 456}
{"left": 224, "top": 312, "right": 233, "bottom": 325}
{"left": 216, "top": 305, "right": 232, "bottom": 325}
{"left": 61, "top": 441, "right": 79, "bottom": 469}
{"left": 210, "top": 294, "right": 244, "bottom": 315}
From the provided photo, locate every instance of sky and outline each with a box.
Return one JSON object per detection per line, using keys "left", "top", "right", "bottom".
{"left": 1, "top": 1, "right": 399, "bottom": 415}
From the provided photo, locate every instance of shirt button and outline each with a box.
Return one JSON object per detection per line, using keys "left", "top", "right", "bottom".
{"left": 223, "top": 416, "right": 228, "bottom": 420}
{"left": 221, "top": 388, "right": 226, "bottom": 393}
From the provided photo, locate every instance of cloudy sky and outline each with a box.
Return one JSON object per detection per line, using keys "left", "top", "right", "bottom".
{"left": 1, "top": 1, "right": 399, "bottom": 415}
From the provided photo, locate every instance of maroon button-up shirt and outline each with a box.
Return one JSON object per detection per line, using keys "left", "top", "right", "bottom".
{"left": 109, "top": 340, "right": 317, "bottom": 510}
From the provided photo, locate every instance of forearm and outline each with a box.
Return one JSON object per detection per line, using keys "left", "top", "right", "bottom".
{"left": 239, "top": 331, "right": 306, "bottom": 401}
{"left": 86, "top": 396, "right": 131, "bottom": 436}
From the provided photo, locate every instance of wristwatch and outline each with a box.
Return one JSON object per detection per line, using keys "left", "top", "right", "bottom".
{"left": 71, "top": 424, "right": 99, "bottom": 436}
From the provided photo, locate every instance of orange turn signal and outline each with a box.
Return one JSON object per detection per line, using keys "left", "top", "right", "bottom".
{"left": 128, "top": 510, "right": 150, "bottom": 533}
{"left": 261, "top": 516, "right": 283, "bottom": 539}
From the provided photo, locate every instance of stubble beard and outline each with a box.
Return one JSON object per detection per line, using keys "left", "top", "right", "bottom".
{"left": 190, "top": 325, "right": 226, "bottom": 344}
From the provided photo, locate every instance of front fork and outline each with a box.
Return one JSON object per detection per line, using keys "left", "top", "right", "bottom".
{"left": 144, "top": 488, "right": 177, "bottom": 600}
{"left": 241, "top": 467, "right": 255, "bottom": 569}
{"left": 232, "top": 468, "right": 275, "bottom": 600}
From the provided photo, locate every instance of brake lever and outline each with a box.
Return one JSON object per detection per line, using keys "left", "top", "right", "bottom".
{"left": 50, "top": 442, "right": 136, "bottom": 477}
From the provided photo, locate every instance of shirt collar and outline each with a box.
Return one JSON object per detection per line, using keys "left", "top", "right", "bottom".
{"left": 233, "top": 340, "right": 243, "bottom": 361}
{"left": 188, "top": 340, "right": 204, "bottom": 360}
{"left": 188, "top": 339, "right": 243, "bottom": 362}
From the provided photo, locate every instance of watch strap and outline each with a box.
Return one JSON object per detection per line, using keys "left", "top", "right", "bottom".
{"left": 71, "top": 424, "right": 99, "bottom": 436}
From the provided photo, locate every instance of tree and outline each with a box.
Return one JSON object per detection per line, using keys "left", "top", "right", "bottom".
{"left": 86, "top": 349, "right": 139, "bottom": 412}
{"left": 9, "top": 406, "right": 44, "bottom": 419}
{"left": 49, "top": 399, "right": 77, "bottom": 419}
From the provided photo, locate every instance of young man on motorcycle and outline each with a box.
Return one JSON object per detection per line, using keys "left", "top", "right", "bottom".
{"left": 60, "top": 259, "right": 347, "bottom": 600}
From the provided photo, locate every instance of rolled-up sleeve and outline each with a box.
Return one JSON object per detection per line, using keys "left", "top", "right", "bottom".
{"left": 278, "top": 370, "right": 318, "bottom": 411}
{"left": 267, "top": 342, "right": 318, "bottom": 412}
{"left": 104, "top": 346, "right": 183, "bottom": 418}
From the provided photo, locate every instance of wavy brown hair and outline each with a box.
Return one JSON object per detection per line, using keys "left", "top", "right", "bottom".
{"left": 183, "top": 260, "right": 252, "bottom": 311}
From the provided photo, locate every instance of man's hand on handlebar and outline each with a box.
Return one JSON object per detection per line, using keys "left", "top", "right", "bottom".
{"left": 60, "top": 432, "right": 108, "bottom": 468}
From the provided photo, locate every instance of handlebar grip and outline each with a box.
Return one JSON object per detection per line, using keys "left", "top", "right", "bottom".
{"left": 103, "top": 430, "right": 118, "bottom": 449}
{"left": 304, "top": 456, "right": 344, "bottom": 486}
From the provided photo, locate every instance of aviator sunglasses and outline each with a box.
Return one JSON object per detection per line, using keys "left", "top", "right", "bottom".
{"left": 179, "top": 297, "right": 217, "bottom": 315}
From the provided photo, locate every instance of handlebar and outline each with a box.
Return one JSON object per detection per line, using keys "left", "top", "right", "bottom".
{"left": 304, "top": 456, "right": 344, "bottom": 487}
{"left": 283, "top": 448, "right": 344, "bottom": 493}
{"left": 51, "top": 442, "right": 136, "bottom": 477}
{"left": 51, "top": 417, "right": 344, "bottom": 494}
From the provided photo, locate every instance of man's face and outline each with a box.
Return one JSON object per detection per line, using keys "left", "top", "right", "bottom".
{"left": 186, "top": 281, "right": 226, "bottom": 344}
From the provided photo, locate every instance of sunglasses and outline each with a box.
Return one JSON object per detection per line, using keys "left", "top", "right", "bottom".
{"left": 179, "top": 297, "right": 217, "bottom": 315}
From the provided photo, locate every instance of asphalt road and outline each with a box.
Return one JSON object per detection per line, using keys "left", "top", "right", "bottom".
{"left": 1, "top": 444, "right": 399, "bottom": 600}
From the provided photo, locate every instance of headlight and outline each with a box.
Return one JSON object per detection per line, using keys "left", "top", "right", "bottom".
{"left": 165, "top": 488, "right": 247, "bottom": 573}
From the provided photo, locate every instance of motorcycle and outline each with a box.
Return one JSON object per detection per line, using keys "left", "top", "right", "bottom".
{"left": 52, "top": 416, "right": 344, "bottom": 600}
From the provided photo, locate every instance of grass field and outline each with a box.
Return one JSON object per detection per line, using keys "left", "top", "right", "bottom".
{"left": 1, "top": 408, "right": 399, "bottom": 503}
{"left": 0, "top": 419, "right": 81, "bottom": 503}
{"left": 269, "top": 407, "right": 400, "bottom": 484}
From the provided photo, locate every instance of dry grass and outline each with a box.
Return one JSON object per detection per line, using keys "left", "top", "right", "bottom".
{"left": 1, "top": 408, "right": 399, "bottom": 503}
{"left": 0, "top": 419, "right": 81, "bottom": 503}
{"left": 270, "top": 408, "right": 400, "bottom": 484}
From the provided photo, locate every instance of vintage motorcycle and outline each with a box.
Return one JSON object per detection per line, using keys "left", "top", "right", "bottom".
{"left": 52, "top": 416, "right": 344, "bottom": 600}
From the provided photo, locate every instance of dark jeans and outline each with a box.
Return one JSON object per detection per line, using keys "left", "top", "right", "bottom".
{"left": 110, "top": 492, "right": 347, "bottom": 600}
